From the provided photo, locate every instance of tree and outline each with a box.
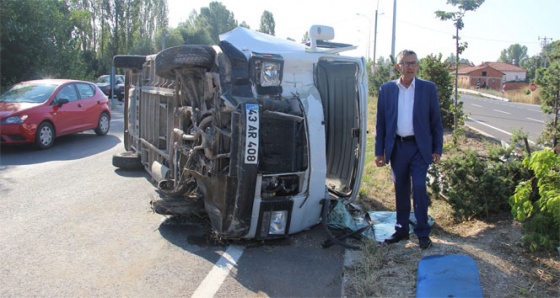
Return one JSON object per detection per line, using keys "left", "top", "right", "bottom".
{"left": 510, "top": 148, "right": 560, "bottom": 251}
{"left": 105, "top": 0, "right": 167, "bottom": 71}
{"left": 419, "top": 54, "right": 457, "bottom": 130}
{"left": 368, "top": 56, "right": 399, "bottom": 97}
{"left": 521, "top": 55, "right": 541, "bottom": 82}
{"left": 171, "top": 10, "right": 214, "bottom": 46}
{"left": 258, "top": 10, "right": 275, "bottom": 35}
{"left": 499, "top": 44, "right": 528, "bottom": 66}
{"left": 535, "top": 40, "right": 560, "bottom": 149}
{"left": 445, "top": 52, "right": 472, "bottom": 65}
{"left": 198, "top": 1, "right": 237, "bottom": 44}
{"left": 435, "top": 0, "right": 485, "bottom": 132}
{"left": 0, "top": 0, "right": 84, "bottom": 88}
{"left": 0, "top": 0, "right": 171, "bottom": 87}
{"left": 523, "top": 41, "right": 560, "bottom": 83}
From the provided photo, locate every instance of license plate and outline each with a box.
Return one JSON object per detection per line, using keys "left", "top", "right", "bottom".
{"left": 244, "top": 104, "right": 259, "bottom": 164}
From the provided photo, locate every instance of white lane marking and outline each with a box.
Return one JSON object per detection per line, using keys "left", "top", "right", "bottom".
{"left": 493, "top": 109, "right": 510, "bottom": 115}
{"left": 527, "top": 117, "right": 545, "bottom": 124}
{"left": 191, "top": 245, "right": 244, "bottom": 298}
{"left": 468, "top": 117, "right": 535, "bottom": 144}
{"left": 471, "top": 104, "right": 482, "bottom": 108}
{"left": 468, "top": 117, "right": 511, "bottom": 136}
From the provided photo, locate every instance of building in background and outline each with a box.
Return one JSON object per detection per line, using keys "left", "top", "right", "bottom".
{"left": 456, "top": 62, "right": 527, "bottom": 91}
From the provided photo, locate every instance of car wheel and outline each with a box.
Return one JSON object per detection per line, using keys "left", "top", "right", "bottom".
{"left": 35, "top": 122, "right": 55, "bottom": 150}
{"left": 113, "top": 55, "right": 146, "bottom": 70}
{"left": 155, "top": 45, "right": 215, "bottom": 80}
{"left": 112, "top": 151, "right": 143, "bottom": 171}
{"left": 94, "top": 112, "right": 110, "bottom": 135}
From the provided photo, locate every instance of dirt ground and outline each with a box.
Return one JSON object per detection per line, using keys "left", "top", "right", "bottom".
{"left": 344, "top": 129, "right": 560, "bottom": 297}
{"left": 354, "top": 211, "right": 560, "bottom": 297}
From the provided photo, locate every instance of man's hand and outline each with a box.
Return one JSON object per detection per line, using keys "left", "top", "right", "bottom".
{"left": 375, "top": 155, "right": 386, "bottom": 167}
{"left": 432, "top": 153, "right": 441, "bottom": 164}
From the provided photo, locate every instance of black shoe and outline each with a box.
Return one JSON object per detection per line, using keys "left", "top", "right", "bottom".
{"left": 419, "top": 237, "right": 433, "bottom": 249}
{"left": 384, "top": 233, "right": 410, "bottom": 244}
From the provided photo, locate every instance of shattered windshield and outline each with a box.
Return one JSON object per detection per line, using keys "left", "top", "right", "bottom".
{"left": 0, "top": 83, "right": 57, "bottom": 103}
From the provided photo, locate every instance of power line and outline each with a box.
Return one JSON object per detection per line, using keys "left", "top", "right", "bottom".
{"left": 398, "top": 19, "right": 543, "bottom": 44}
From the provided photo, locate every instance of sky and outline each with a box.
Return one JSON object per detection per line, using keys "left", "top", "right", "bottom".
{"left": 167, "top": 0, "right": 558, "bottom": 65}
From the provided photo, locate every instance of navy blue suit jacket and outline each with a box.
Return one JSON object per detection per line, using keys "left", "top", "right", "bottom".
{"left": 375, "top": 78, "right": 444, "bottom": 165}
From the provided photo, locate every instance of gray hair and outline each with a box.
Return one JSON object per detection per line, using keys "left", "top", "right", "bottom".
{"left": 396, "top": 50, "right": 417, "bottom": 64}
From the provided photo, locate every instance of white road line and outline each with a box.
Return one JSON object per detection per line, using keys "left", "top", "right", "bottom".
{"left": 471, "top": 104, "right": 482, "bottom": 108}
{"left": 191, "top": 245, "right": 244, "bottom": 298}
{"left": 527, "top": 117, "right": 545, "bottom": 124}
{"left": 468, "top": 117, "right": 511, "bottom": 136}
{"left": 468, "top": 117, "right": 535, "bottom": 144}
{"left": 493, "top": 109, "right": 510, "bottom": 115}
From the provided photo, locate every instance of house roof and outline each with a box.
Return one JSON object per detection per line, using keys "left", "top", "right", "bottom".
{"left": 448, "top": 62, "right": 473, "bottom": 72}
{"left": 482, "top": 62, "right": 526, "bottom": 72}
{"left": 457, "top": 64, "right": 504, "bottom": 75}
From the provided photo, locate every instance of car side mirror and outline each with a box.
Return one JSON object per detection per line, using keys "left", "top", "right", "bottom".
{"left": 56, "top": 98, "right": 70, "bottom": 107}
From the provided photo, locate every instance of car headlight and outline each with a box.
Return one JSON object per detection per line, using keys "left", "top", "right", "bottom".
{"left": 251, "top": 53, "right": 284, "bottom": 89}
{"left": 268, "top": 210, "right": 288, "bottom": 235}
{"left": 258, "top": 201, "right": 292, "bottom": 238}
{"left": 260, "top": 61, "right": 281, "bottom": 87}
{"left": 1, "top": 115, "right": 28, "bottom": 124}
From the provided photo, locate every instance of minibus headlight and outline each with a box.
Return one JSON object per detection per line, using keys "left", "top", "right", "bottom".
{"left": 268, "top": 210, "right": 288, "bottom": 235}
{"left": 259, "top": 61, "right": 282, "bottom": 87}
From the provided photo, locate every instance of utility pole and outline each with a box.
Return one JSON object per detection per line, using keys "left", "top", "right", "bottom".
{"left": 373, "top": 0, "right": 379, "bottom": 68}
{"left": 357, "top": 13, "right": 372, "bottom": 61}
{"left": 554, "top": 88, "right": 558, "bottom": 148}
{"left": 391, "top": 0, "right": 397, "bottom": 59}
{"left": 390, "top": 0, "right": 397, "bottom": 76}
{"left": 162, "top": 29, "right": 169, "bottom": 51}
{"left": 538, "top": 36, "right": 552, "bottom": 68}
{"left": 537, "top": 36, "right": 558, "bottom": 148}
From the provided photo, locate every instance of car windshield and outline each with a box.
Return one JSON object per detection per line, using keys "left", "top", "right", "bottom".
{"left": 96, "top": 76, "right": 110, "bottom": 84}
{"left": 0, "top": 83, "right": 58, "bottom": 103}
{"left": 96, "top": 75, "right": 123, "bottom": 84}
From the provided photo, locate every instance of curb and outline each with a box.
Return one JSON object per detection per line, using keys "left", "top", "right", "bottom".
{"left": 458, "top": 88, "right": 510, "bottom": 102}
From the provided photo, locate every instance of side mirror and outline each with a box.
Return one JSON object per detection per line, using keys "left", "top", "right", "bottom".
{"left": 56, "top": 98, "right": 70, "bottom": 107}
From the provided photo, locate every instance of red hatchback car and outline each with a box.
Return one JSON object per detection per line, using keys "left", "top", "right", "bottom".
{"left": 0, "top": 79, "right": 111, "bottom": 149}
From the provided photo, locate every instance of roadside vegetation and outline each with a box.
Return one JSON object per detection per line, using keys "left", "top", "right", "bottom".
{"left": 346, "top": 94, "right": 559, "bottom": 297}
{"left": 349, "top": 1, "right": 559, "bottom": 290}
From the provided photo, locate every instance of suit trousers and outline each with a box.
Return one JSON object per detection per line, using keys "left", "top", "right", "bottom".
{"left": 390, "top": 139, "right": 431, "bottom": 238}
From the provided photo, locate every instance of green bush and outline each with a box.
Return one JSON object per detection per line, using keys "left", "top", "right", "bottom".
{"left": 428, "top": 143, "right": 529, "bottom": 221}
{"left": 419, "top": 54, "right": 457, "bottom": 130}
{"left": 510, "top": 148, "right": 560, "bottom": 251}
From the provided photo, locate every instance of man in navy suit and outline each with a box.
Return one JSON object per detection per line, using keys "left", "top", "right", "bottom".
{"left": 374, "top": 49, "right": 444, "bottom": 249}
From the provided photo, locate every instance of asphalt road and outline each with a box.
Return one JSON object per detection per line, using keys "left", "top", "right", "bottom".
{"left": 0, "top": 101, "right": 346, "bottom": 297}
{"left": 460, "top": 93, "right": 548, "bottom": 144}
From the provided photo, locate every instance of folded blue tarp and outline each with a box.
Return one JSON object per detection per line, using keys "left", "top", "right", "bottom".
{"left": 416, "top": 254, "right": 483, "bottom": 298}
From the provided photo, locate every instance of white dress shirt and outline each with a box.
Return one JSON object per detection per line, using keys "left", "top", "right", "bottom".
{"left": 396, "top": 78, "right": 415, "bottom": 137}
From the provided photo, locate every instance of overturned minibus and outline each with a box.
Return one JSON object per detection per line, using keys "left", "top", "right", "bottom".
{"left": 112, "top": 25, "right": 368, "bottom": 240}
